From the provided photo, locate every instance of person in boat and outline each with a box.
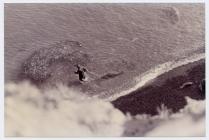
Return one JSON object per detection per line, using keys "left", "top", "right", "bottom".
{"left": 74, "top": 65, "right": 87, "bottom": 81}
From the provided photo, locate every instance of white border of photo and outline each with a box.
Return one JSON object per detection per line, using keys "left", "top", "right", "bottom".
{"left": 0, "top": 0, "right": 207, "bottom": 140}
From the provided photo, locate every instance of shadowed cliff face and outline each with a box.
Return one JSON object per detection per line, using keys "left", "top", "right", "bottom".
{"left": 5, "top": 4, "right": 204, "bottom": 92}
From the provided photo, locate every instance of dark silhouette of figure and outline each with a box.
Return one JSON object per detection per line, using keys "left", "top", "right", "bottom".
{"left": 74, "top": 65, "right": 87, "bottom": 81}
{"left": 199, "top": 79, "right": 205, "bottom": 97}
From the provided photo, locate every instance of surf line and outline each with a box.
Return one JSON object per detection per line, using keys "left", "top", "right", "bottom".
{"left": 104, "top": 53, "right": 205, "bottom": 102}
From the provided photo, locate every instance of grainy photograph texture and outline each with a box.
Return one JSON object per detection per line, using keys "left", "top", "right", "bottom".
{"left": 4, "top": 3, "right": 205, "bottom": 137}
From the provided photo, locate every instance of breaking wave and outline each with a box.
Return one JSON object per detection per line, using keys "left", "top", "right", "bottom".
{"left": 144, "top": 97, "right": 205, "bottom": 136}
{"left": 106, "top": 53, "right": 205, "bottom": 101}
{"left": 5, "top": 53, "right": 205, "bottom": 137}
{"left": 5, "top": 82, "right": 126, "bottom": 137}
{"left": 5, "top": 81, "right": 205, "bottom": 137}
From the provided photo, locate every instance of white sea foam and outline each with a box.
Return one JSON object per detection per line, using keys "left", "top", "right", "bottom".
{"left": 106, "top": 53, "right": 205, "bottom": 101}
{"left": 4, "top": 53, "right": 205, "bottom": 137}
{"left": 5, "top": 82, "right": 126, "bottom": 137}
{"left": 145, "top": 97, "right": 205, "bottom": 136}
{"left": 5, "top": 81, "right": 205, "bottom": 137}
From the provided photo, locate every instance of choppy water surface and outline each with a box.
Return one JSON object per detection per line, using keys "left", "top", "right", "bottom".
{"left": 4, "top": 4, "right": 205, "bottom": 137}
